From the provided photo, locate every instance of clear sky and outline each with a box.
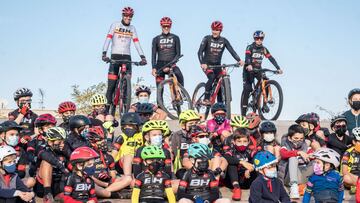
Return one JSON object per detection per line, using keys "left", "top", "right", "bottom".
{"left": 0, "top": 0, "right": 359, "bottom": 120}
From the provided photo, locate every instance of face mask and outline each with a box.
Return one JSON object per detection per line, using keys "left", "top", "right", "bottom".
{"left": 123, "top": 128, "right": 137, "bottom": 137}
{"left": 195, "top": 160, "right": 209, "bottom": 172}
{"left": 264, "top": 168, "right": 277, "bottom": 179}
{"left": 198, "top": 137, "right": 210, "bottom": 146}
{"left": 95, "top": 107, "right": 106, "bottom": 115}
{"left": 291, "top": 140, "right": 303, "bottom": 149}
{"left": 313, "top": 162, "right": 323, "bottom": 175}
{"left": 150, "top": 135, "right": 163, "bottom": 147}
{"left": 148, "top": 161, "right": 163, "bottom": 174}
{"left": 80, "top": 128, "right": 89, "bottom": 139}
{"left": 263, "top": 133, "right": 275, "bottom": 142}
{"left": 98, "top": 142, "right": 108, "bottom": 152}
{"left": 355, "top": 143, "right": 360, "bottom": 153}
{"left": 3, "top": 163, "right": 16, "bottom": 174}
{"left": 235, "top": 145, "right": 247, "bottom": 152}
{"left": 7, "top": 136, "right": 19, "bottom": 147}
{"left": 303, "top": 127, "right": 310, "bottom": 136}
{"left": 138, "top": 97, "right": 149, "bottom": 104}
{"left": 51, "top": 144, "right": 62, "bottom": 153}
{"left": 334, "top": 125, "right": 347, "bottom": 136}
{"left": 214, "top": 115, "right": 226, "bottom": 125}
{"left": 351, "top": 101, "right": 360, "bottom": 111}
{"left": 62, "top": 115, "right": 72, "bottom": 123}
{"left": 84, "top": 165, "right": 96, "bottom": 176}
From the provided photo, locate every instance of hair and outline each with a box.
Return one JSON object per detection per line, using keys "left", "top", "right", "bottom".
{"left": 233, "top": 128, "right": 249, "bottom": 140}
{"left": 287, "top": 124, "right": 305, "bottom": 138}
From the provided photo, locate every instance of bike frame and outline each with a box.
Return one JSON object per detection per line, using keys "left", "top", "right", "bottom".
{"left": 165, "top": 66, "right": 182, "bottom": 102}
{"left": 113, "top": 63, "right": 128, "bottom": 106}
{"left": 209, "top": 70, "right": 227, "bottom": 104}
{"left": 250, "top": 71, "right": 274, "bottom": 109}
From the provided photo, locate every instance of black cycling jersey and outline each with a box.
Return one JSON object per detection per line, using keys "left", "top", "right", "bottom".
{"left": 37, "top": 146, "right": 71, "bottom": 180}
{"left": 64, "top": 173, "right": 97, "bottom": 202}
{"left": 245, "top": 42, "right": 279, "bottom": 69}
{"left": 177, "top": 169, "right": 220, "bottom": 202}
{"left": 12, "top": 145, "right": 28, "bottom": 179}
{"left": 27, "top": 135, "right": 47, "bottom": 176}
{"left": 66, "top": 132, "right": 89, "bottom": 151}
{"left": 93, "top": 150, "right": 116, "bottom": 182}
{"left": 8, "top": 109, "right": 38, "bottom": 136}
{"left": 198, "top": 35, "right": 240, "bottom": 65}
{"left": 152, "top": 33, "right": 181, "bottom": 68}
{"left": 134, "top": 170, "right": 172, "bottom": 201}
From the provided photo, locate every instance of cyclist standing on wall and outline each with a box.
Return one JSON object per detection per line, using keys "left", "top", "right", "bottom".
{"left": 152, "top": 17, "right": 184, "bottom": 87}
{"left": 198, "top": 21, "right": 244, "bottom": 105}
{"left": 102, "top": 7, "right": 147, "bottom": 111}
{"left": 241, "top": 31, "right": 283, "bottom": 116}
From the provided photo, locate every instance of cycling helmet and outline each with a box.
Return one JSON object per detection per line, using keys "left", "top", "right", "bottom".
{"left": 160, "top": 17, "right": 172, "bottom": 27}
{"left": 0, "top": 145, "right": 17, "bottom": 162}
{"left": 295, "top": 113, "right": 318, "bottom": 127}
{"left": 188, "top": 143, "right": 212, "bottom": 159}
{"left": 35, "top": 114, "right": 57, "bottom": 127}
{"left": 135, "top": 85, "right": 151, "bottom": 96}
{"left": 308, "top": 112, "right": 320, "bottom": 126}
{"left": 179, "top": 110, "right": 200, "bottom": 124}
{"left": 211, "top": 21, "right": 223, "bottom": 31}
{"left": 86, "top": 126, "right": 105, "bottom": 142}
{"left": 141, "top": 145, "right": 166, "bottom": 160}
{"left": 348, "top": 88, "right": 360, "bottom": 100}
{"left": 13, "top": 88, "right": 33, "bottom": 101}
{"left": 136, "top": 103, "right": 154, "bottom": 114}
{"left": 189, "top": 124, "right": 208, "bottom": 137}
{"left": 0, "top": 121, "right": 22, "bottom": 133}
{"left": 330, "top": 115, "right": 347, "bottom": 128}
{"left": 121, "top": 112, "right": 142, "bottom": 126}
{"left": 122, "top": 7, "right": 134, "bottom": 16}
{"left": 353, "top": 127, "right": 360, "bottom": 141}
{"left": 253, "top": 30, "right": 265, "bottom": 39}
{"left": 259, "top": 120, "right": 277, "bottom": 134}
{"left": 313, "top": 147, "right": 341, "bottom": 168}
{"left": 90, "top": 94, "right": 107, "bottom": 106}
{"left": 70, "top": 146, "right": 99, "bottom": 163}
{"left": 246, "top": 112, "right": 261, "bottom": 129}
{"left": 69, "top": 115, "right": 91, "bottom": 130}
{"left": 45, "top": 127, "right": 66, "bottom": 141}
{"left": 142, "top": 120, "right": 170, "bottom": 136}
{"left": 58, "top": 101, "right": 76, "bottom": 113}
{"left": 253, "top": 151, "right": 277, "bottom": 171}
{"left": 211, "top": 102, "right": 227, "bottom": 114}
{"left": 231, "top": 115, "right": 249, "bottom": 128}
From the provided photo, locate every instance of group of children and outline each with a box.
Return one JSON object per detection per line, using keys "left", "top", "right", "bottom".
{"left": 0, "top": 87, "right": 360, "bottom": 203}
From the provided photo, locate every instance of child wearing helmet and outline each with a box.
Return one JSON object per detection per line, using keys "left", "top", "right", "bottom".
{"left": 64, "top": 146, "right": 98, "bottom": 203}
{"left": 327, "top": 115, "right": 352, "bottom": 156}
{"left": 295, "top": 113, "right": 326, "bottom": 151}
{"left": 222, "top": 128, "right": 256, "bottom": 201}
{"left": 57, "top": 101, "right": 76, "bottom": 132}
{"left": 341, "top": 127, "right": 360, "bottom": 200}
{"left": 303, "top": 148, "right": 343, "bottom": 203}
{"left": 177, "top": 143, "right": 231, "bottom": 203}
{"left": 245, "top": 112, "right": 263, "bottom": 152}
{"left": 132, "top": 146, "right": 176, "bottom": 203}
{"left": 343, "top": 88, "right": 360, "bottom": 134}
{"left": 34, "top": 127, "right": 71, "bottom": 202}
{"left": 249, "top": 151, "right": 290, "bottom": 202}
{"left": 89, "top": 93, "right": 114, "bottom": 122}
{"left": 230, "top": 115, "right": 249, "bottom": 132}
{"left": 66, "top": 115, "right": 91, "bottom": 151}
{"left": 0, "top": 145, "right": 35, "bottom": 203}
{"left": 259, "top": 120, "right": 281, "bottom": 161}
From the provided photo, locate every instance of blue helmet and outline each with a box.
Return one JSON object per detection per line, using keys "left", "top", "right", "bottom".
{"left": 253, "top": 30, "right": 265, "bottom": 39}
{"left": 253, "top": 151, "right": 277, "bottom": 171}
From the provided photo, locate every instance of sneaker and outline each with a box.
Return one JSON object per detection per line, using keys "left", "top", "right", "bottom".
{"left": 232, "top": 188, "right": 241, "bottom": 201}
{"left": 298, "top": 184, "right": 306, "bottom": 196}
{"left": 43, "top": 193, "right": 54, "bottom": 203}
{"left": 268, "top": 99, "right": 274, "bottom": 104}
{"left": 290, "top": 183, "right": 300, "bottom": 199}
{"left": 262, "top": 104, "right": 270, "bottom": 113}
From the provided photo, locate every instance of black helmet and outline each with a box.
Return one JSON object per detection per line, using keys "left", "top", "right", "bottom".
{"left": 136, "top": 103, "right": 154, "bottom": 114}
{"left": 121, "top": 112, "right": 142, "bottom": 126}
{"left": 0, "top": 121, "right": 23, "bottom": 133}
{"left": 211, "top": 102, "right": 226, "bottom": 114}
{"left": 13, "top": 88, "right": 33, "bottom": 101}
{"left": 135, "top": 85, "right": 151, "bottom": 96}
{"left": 259, "top": 120, "right": 277, "bottom": 133}
{"left": 330, "top": 115, "right": 347, "bottom": 128}
{"left": 69, "top": 115, "right": 91, "bottom": 130}
{"left": 348, "top": 88, "right": 360, "bottom": 100}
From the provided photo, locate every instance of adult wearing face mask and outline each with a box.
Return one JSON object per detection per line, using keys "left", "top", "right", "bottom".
{"left": 57, "top": 101, "right": 77, "bottom": 133}
{"left": 327, "top": 115, "right": 353, "bottom": 157}
{"left": 343, "top": 88, "right": 360, "bottom": 134}
{"left": 66, "top": 115, "right": 91, "bottom": 151}
{"left": 278, "top": 124, "right": 314, "bottom": 200}
{"left": 129, "top": 85, "right": 167, "bottom": 120}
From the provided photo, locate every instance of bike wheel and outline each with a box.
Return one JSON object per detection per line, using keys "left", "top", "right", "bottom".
{"left": 240, "top": 90, "right": 257, "bottom": 116}
{"left": 119, "top": 77, "right": 132, "bottom": 117}
{"left": 221, "top": 77, "right": 232, "bottom": 119}
{"left": 192, "top": 82, "right": 210, "bottom": 120}
{"left": 157, "top": 79, "right": 192, "bottom": 120}
{"left": 258, "top": 80, "right": 283, "bottom": 120}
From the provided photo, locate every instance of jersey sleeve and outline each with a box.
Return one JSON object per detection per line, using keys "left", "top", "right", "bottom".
{"left": 175, "top": 35, "right": 181, "bottom": 59}
{"left": 103, "top": 23, "right": 116, "bottom": 53}
{"left": 245, "top": 44, "right": 252, "bottom": 65}
{"left": 224, "top": 37, "right": 241, "bottom": 62}
{"left": 151, "top": 36, "right": 158, "bottom": 67}
{"left": 176, "top": 170, "right": 193, "bottom": 201}
{"left": 132, "top": 147, "right": 143, "bottom": 178}
{"left": 198, "top": 36, "right": 208, "bottom": 64}
{"left": 342, "top": 150, "right": 351, "bottom": 165}
{"left": 264, "top": 47, "right": 280, "bottom": 69}
{"left": 131, "top": 26, "right": 145, "bottom": 58}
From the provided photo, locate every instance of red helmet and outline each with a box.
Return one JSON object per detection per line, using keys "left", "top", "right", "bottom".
{"left": 122, "top": 7, "right": 134, "bottom": 17}
{"left": 58, "top": 101, "right": 76, "bottom": 114}
{"left": 211, "top": 21, "right": 223, "bottom": 31}
{"left": 160, "top": 17, "right": 172, "bottom": 27}
{"left": 35, "top": 114, "right": 57, "bottom": 127}
{"left": 70, "top": 147, "right": 99, "bottom": 163}
{"left": 86, "top": 126, "right": 105, "bottom": 143}
{"left": 246, "top": 112, "right": 261, "bottom": 129}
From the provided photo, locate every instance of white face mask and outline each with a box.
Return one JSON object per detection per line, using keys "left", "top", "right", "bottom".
{"left": 263, "top": 133, "right": 275, "bottom": 142}
{"left": 150, "top": 135, "right": 163, "bottom": 147}
{"left": 198, "top": 137, "right": 210, "bottom": 146}
{"left": 138, "top": 96, "right": 149, "bottom": 104}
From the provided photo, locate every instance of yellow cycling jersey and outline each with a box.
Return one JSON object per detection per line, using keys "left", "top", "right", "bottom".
{"left": 115, "top": 132, "right": 143, "bottom": 161}
{"left": 341, "top": 147, "right": 360, "bottom": 174}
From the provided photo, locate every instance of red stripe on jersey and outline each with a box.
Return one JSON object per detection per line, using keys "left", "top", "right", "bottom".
{"left": 265, "top": 53, "right": 271, "bottom": 58}
{"left": 133, "top": 38, "right": 139, "bottom": 42}
{"left": 245, "top": 50, "right": 251, "bottom": 54}
{"left": 210, "top": 180, "right": 219, "bottom": 187}
{"left": 107, "top": 34, "right": 113, "bottom": 39}
{"left": 64, "top": 186, "right": 73, "bottom": 193}
{"left": 179, "top": 180, "right": 188, "bottom": 187}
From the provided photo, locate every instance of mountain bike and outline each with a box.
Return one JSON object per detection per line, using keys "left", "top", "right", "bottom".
{"left": 241, "top": 68, "right": 283, "bottom": 120}
{"left": 156, "top": 55, "right": 193, "bottom": 120}
{"left": 108, "top": 59, "right": 144, "bottom": 117}
{"left": 192, "top": 63, "right": 239, "bottom": 119}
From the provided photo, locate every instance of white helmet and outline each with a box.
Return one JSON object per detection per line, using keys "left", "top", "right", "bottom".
{"left": 0, "top": 146, "right": 17, "bottom": 162}
{"left": 352, "top": 127, "right": 360, "bottom": 141}
{"left": 313, "top": 147, "right": 341, "bottom": 168}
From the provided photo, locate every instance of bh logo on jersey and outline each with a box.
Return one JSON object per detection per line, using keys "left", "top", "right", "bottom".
{"left": 75, "top": 183, "right": 92, "bottom": 191}
{"left": 160, "top": 38, "right": 174, "bottom": 44}
{"left": 189, "top": 179, "right": 210, "bottom": 187}
{"left": 252, "top": 53, "right": 264, "bottom": 59}
{"left": 210, "top": 42, "right": 224, "bottom": 49}
{"left": 144, "top": 177, "right": 163, "bottom": 184}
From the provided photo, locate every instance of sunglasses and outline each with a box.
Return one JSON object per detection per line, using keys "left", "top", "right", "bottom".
{"left": 255, "top": 37, "right": 264, "bottom": 41}
{"left": 123, "top": 14, "right": 133, "bottom": 18}
{"left": 196, "top": 134, "right": 208, "bottom": 138}
{"left": 19, "top": 99, "right": 32, "bottom": 103}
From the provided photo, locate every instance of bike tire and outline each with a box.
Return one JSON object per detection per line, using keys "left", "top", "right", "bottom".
{"left": 192, "top": 82, "right": 210, "bottom": 120}
{"left": 119, "top": 76, "right": 132, "bottom": 117}
{"left": 258, "top": 80, "right": 283, "bottom": 120}
{"left": 222, "top": 77, "right": 232, "bottom": 119}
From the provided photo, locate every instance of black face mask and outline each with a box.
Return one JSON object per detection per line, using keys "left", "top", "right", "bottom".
{"left": 98, "top": 141, "right": 108, "bottom": 152}
{"left": 335, "top": 125, "right": 347, "bottom": 136}
{"left": 351, "top": 101, "right": 360, "bottom": 111}
{"left": 148, "top": 161, "right": 164, "bottom": 174}
{"left": 195, "top": 160, "right": 209, "bottom": 173}
{"left": 214, "top": 115, "right": 226, "bottom": 125}
{"left": 51, "top": 144, "right": 62, "bottom": 153}
{"left": 123, "top": 128, "right": 137, "bottom": 137}
{"left": 62, "top": 115, "right": 72, "bottom": 123}
{"left": 291, "top": 140, "right": 304, "bottom": 149}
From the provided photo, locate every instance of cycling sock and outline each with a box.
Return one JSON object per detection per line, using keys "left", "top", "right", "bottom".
{"left": 44, "top": 187, "right": 52, "bottom": 195}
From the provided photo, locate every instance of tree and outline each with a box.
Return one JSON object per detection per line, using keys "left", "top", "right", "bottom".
{"left": 71, "top": 82, "right": 106, "bottom": 114}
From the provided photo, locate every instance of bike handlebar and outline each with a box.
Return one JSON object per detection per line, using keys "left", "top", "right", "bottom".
{"left": 208, "top": 63, "right": 240, "bottom": 69}
{"left": 108, "top": 60, "right": 144, "bottom": 66}
{"left": 252, "top": 68, "right": 279, "bottom": 74}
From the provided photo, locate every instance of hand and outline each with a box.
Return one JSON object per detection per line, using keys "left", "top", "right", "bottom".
{"left": 98, "top": 172, "right": 110, "bottom": 180}
{"left": 20, "top": 136, "right": 31, "bottom": 144}
{"left": 19, "top": 192, "right": 34, "bottom": 202}
{"left": 201, "top": 64, "right": 208, "bottom": 71}
{"left": 240, "top": 161, "right": 254, "bottom": 171}
{"left": 244, "top": 170, "right": 251, "bottom": 179}
{"left": 246, "top": 65, "right": 253, "bottom": 71}
{"left": 152, "top": 69, "right": 157, "bottom": 77}
{"left": 102, "top": 56, "right": 110, "bottom": 63}
{"left": 213, "top": 167, "right": 222, "bottom": 176}
{"left": 163, "top": 67, "right": 170, "bottom": 73}
{"left": 277, "top": 69, "right": 283, "bottom": 74}
{"left": 19, "top": 104, "right": 30, "bottom": 115}
{"left": 238, "top": 60, "right": 245, "bottom": 66}
{"left": 297, "top": 151, "right": 310, "bottom": 162}
{"left": 140, "top": 58, "right": 147, "bottom": 65}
